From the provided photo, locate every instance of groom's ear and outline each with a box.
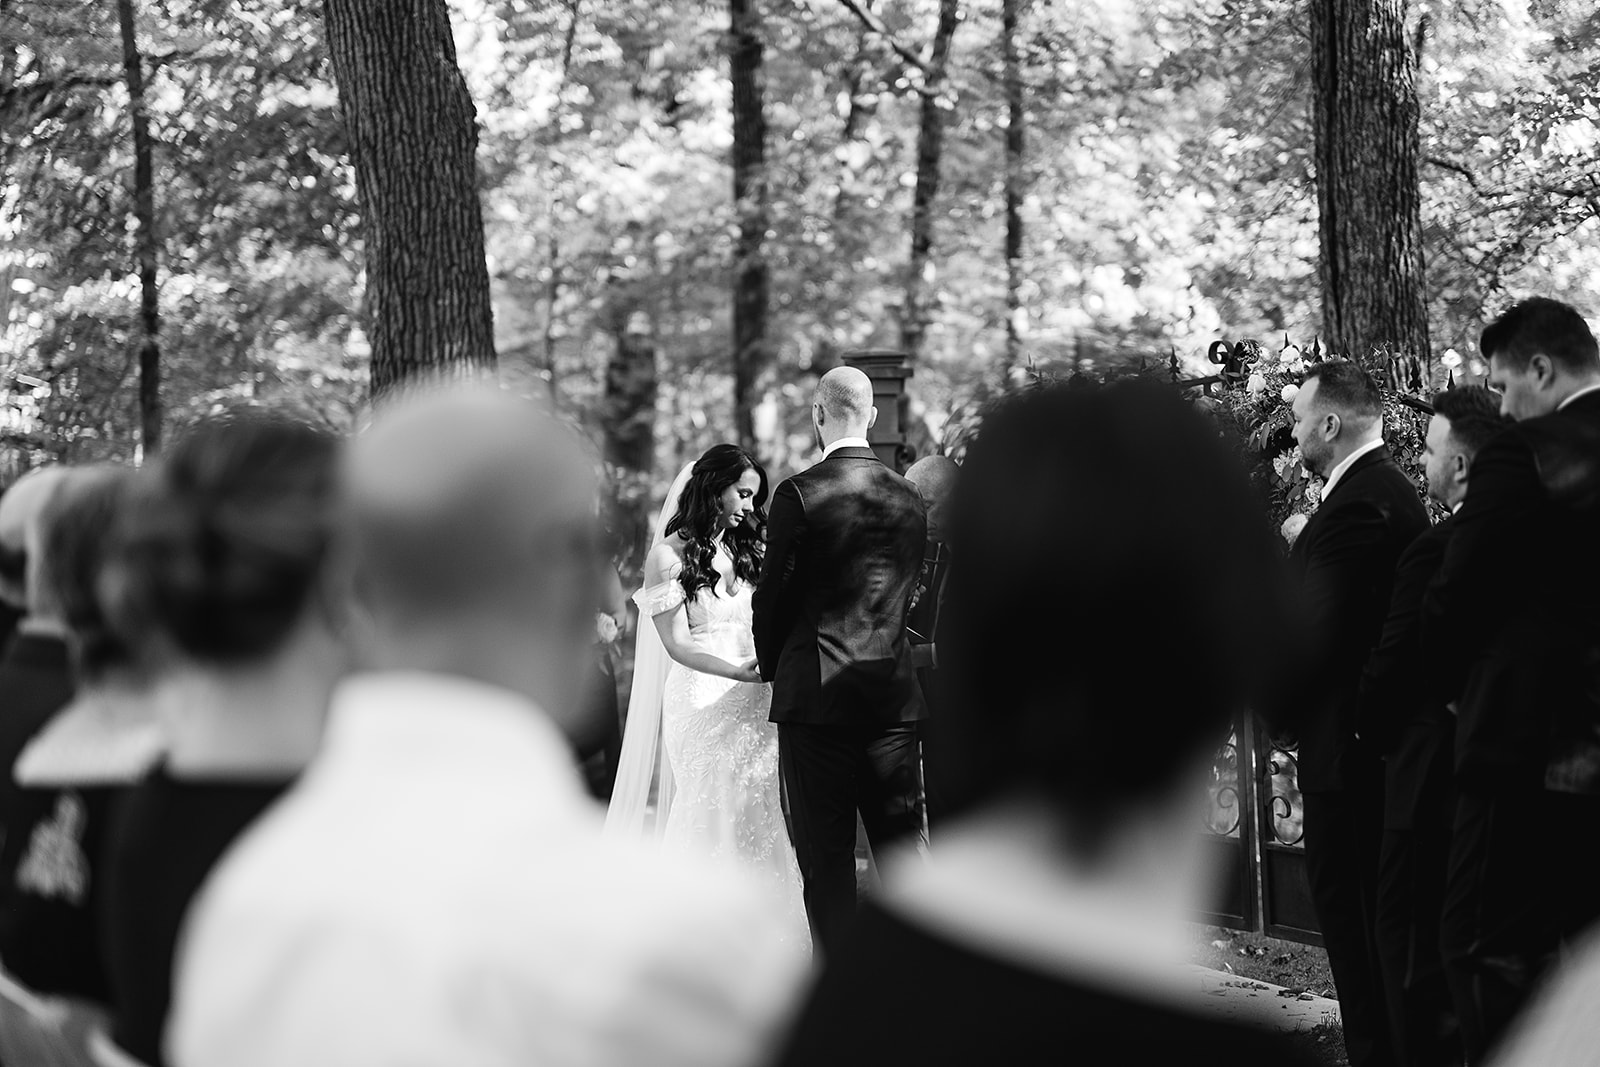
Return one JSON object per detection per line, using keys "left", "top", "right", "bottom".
{"left": 812, "top": 402, "right": 825, "bottom": 426}
{"left": 868, "top": 406, "right": 879, "bottom": 431}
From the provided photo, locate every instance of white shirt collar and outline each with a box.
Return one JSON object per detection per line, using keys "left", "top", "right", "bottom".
{"left": 1321, "top": 438, "right": 1385, "bottom": 499}
{"left": 1558, "top": 382, "right": 1600, "bottom": 411}
{"left": 822, "top": 436, "right": 872, "bottom": 461}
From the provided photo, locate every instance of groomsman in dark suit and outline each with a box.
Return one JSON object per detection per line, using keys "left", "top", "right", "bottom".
{"left": 1423, "top": 298, "right": 1600, "bottom": 1064}
{"left": 904, "top": 455, "right": 957, "bottom": 828}
{"left": 1358, "top": 386, "right": 1507, "bottom": 1067}
{"left": 754, "top": 367, "right": 929, "bottom": 952}
{"left": 1278, "top": 360, "right": 1430, "bottom": 1067}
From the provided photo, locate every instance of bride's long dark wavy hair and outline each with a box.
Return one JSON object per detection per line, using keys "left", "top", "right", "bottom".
{"left": 664, "top": 444, "right": 769, "bottom": 600}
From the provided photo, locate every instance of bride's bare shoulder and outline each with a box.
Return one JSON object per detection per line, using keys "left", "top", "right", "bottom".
{"left": 645, "top": 536, "right": 689, "bottom": 583}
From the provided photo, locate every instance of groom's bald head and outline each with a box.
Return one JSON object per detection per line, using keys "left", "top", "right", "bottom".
{"left": 814, "top": 367, "right": 877, "bottom": 446}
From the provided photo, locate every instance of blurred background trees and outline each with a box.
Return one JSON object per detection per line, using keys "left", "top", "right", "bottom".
{"left": 4, "top": 0, "right": 1598, "bottom": 512}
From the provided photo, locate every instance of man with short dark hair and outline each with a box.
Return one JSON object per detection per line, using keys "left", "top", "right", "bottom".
{"left": 1424, "top": 297, "right": 1600, "bottom": 1063}
{"left": 1359, "top": 386, "right": 1507, "bottom": 1067}
{"left": 1277, "top": 359, "right": 1430, "bottom": 1067}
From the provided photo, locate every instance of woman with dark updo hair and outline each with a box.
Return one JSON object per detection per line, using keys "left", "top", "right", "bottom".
{"left": 608, "top": 443, "right": 808, "bottom": 948}
{"left": 94, "top": 410, "right": 345, "bottom": 1067}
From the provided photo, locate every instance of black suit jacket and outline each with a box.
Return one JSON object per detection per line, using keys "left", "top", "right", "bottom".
{"left": 1279, "top": 447, "right": 1430, "bottom": 792}
{"left": 1356, "top": 517, "right": 1456, "bottom": 828}
{"left": 1423, "top": 390, "right": 1600, "bottom": 793}
{"left": 754, "top": 446, "right": 928, "bottom": 725}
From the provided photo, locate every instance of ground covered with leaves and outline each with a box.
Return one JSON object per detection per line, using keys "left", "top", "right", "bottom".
{"left": 1189, "top": 925, "right": 1347, "bottom": 1066}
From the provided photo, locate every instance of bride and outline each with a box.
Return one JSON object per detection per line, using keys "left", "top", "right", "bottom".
{"left": 607, "top": 445, "right": 808, "bottom": 947}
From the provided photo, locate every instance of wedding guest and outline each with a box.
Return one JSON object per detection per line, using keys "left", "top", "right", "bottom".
{"left": 1484, "top": 923, "right": 1600, "bottom": 1067}
{"left": 1272, "top": 359, "right": 1428, "bottom": 1067}
{"left": 0, "top": 466, "right": 116, "bottom": 1006}
{"left": 775, "top": 381, "right": 1315, "bottom": 1066}
{"left": 168, "top": 387, "right": 805, "bottom": 1067}
{"left": 1423, "top": 298, "right": 1600, "bottom": 1063}
{"left": 92, "top": 412, "right": 344, "bottom": 1067}
{"left": 904, "top": 454, "right": 957, "bottom": 828}
{"left": 13, "top": 466, "right": 163, "bottom": 789}
{"left": 1357, "top": 385, "right": 1506, "bottom": 1067}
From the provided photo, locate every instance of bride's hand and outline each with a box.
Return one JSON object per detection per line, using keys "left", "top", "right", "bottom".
{"left": 733, "top": 657, "right": 763, "bottom": 684}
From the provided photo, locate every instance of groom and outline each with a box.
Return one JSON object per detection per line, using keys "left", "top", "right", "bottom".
{"left": 754, "top": 366, "right": 929, "bottom": 951}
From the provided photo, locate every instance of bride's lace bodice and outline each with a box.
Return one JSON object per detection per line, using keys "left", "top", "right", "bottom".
{"left": 634, "top": 577, "right": 756, "bottom": 662}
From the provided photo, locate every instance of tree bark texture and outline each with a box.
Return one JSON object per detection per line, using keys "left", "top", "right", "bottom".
{"left": 323, "top": 0, "right": 497, "bottom": 397}
{"left": 901, "top": 0, "right": 960, "bottom": 364}
{"left": 116, "top": 0, "right": 162, "bottom": 455}
{"left": 1002, "top": 0, "right": 1024, "bottom": 376}
{"left": 730, "top": 0, "right": 770, "bottom": 457}
{"left": 601, "top": 306, "right": 658, "bottom": 587}
{"left": 1310, "top": 0, "right": 1430, "bottom": 363}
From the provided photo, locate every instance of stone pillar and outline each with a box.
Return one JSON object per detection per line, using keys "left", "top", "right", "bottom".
{"left": 842, "top": 349, "right": 914, "bottom": 472}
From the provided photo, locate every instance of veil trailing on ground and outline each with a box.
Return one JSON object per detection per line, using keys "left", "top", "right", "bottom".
{"left": 604, "top": 461, "right": 696, "bottom": 842}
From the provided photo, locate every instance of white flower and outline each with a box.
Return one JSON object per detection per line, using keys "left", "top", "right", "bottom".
{"left": 1283, "top": 358, "right": 1306, "bottom": 375}
{"left": 1280, "top": 383, "right": 1300, "bottom": 403}
{"left": 1246, "top": 372, "right": 1267, "bottom": 396}
{"left": 1441, "top": 348, "right": 1463, "bottom": 369}
{"left": 1281, "top": 513, "right": 1309, "bottom": 545}
{"left": 595, "top": 612, "right": 620, "bottom": 644}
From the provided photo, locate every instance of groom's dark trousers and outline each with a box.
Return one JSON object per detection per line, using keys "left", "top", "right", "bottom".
{"left": 1269, "top": 447, "right": 1429, "bottom": 1067}
{"left": 754, "top": 445, "right": 929, "bottom": 954}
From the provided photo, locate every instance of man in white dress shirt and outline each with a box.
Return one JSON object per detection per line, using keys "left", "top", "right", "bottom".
{"left": 168, "top": 387, "right": 807, "bottom": 1067}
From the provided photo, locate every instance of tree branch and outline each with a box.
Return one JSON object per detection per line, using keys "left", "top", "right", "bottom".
{"left": 1424, "top": 155, "right": 1486, "bottom": 196}
{"left": 833, "top": 0, "right": 936, "bottom": 96}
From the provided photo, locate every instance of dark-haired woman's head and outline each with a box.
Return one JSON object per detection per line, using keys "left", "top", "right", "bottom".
{"left": 102, "top": 411, "right": 343, "bottom": 672}
{"left": 34, "top": 466, "right": 142, "bottom": 683}
{"left": 939, "top": 380, "right": 1293, "bottom": 854}
{"left": 664, "top": 444, "right": 768, "bottom": 598}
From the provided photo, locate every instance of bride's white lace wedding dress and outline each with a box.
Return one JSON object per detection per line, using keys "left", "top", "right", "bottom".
{"left": 631, "top": 563, "right": 809, "bottom": 948}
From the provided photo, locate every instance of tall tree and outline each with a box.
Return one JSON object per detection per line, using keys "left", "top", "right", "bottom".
{"left": 1001, "top": 0, "right": 1025, "bottom": 377}
{"left": 1311, "top": 0, "right": 1430, "bottom": 362}
{"left": 601, "top": 298, "right": 658, "bottom": 587}
{"left": 323, "top": 0, "right": 497, "bottom": 396}
{"left": 901, "top": 0, "right": 960, "bottom": 364}
{"left": 729, "top": 0, "right": 769, "bottom": 456}
{"left": 116, "top": 0, "right": 162, "bottom": 454}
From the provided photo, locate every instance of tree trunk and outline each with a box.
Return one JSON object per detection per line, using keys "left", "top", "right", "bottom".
{"left": 730, "top": 0, "right": 769, "bottom": 457}
{"left": 601, "top": 304, "right": 658, "bottom": 588}
{"left": 901, "top": 0, "right": 961, "bottom": 364}
{"left": 540, "top": 0, "right": 584, "bottom": 404}
{"left": 323, "top": 0, "right": 497, "bottom": 397}
{"left": 1310, "top": 0, "right": 1429, "bottom": 363}
{"left": 116, "top": 0, "right": 162, "bottom": 455}
{"left": 1001, "top": 0, "right": 1024, "bottom": 377}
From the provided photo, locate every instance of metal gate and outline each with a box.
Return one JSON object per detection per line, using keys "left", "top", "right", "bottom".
{"left": 1200, "top": 712, "right": 1323, "bottom": 945}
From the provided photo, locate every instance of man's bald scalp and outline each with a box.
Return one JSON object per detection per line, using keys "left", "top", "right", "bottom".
{"left": 905, "top": 455, "right": 958, "bottom": 502}
{"left": 815, "top": 367, "right": 874, "bottom": 428}
{"left": 344, "top": 387, "right": 597, "bottom": 617}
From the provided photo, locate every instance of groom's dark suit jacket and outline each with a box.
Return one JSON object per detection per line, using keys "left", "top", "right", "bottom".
{"left": 1424, "top": 390, "right": 1600, "bottom": 793}
{"left": 754, "top": 446, "right": 928, "bottom": 725}
{"left": 1278, "top": 446, "right": 1430, "bottom": 793}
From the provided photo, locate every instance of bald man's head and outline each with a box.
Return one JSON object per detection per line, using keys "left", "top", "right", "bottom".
{"left": 906, "top": 455, "right": 959, "bottom": 540}
{"left": 343, "top": 386, "right": 603, "bottom": 726}
{"left": 813, "top": 367, "right": 877, "bottom": 448}
{"left": 0, "top": 467, "right": 71, "bottom": 611}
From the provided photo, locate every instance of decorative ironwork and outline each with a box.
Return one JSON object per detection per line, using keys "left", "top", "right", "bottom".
{"left": 1204, "top": 729, "right": 1243, "bottom": 838}
{"left": 1263, "top": 741, "right": 1306, "bottom": 847}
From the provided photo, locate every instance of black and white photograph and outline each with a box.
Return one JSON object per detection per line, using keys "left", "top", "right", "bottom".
{"left": 3, "top": 1, "right": 1599, "bottom": 1064}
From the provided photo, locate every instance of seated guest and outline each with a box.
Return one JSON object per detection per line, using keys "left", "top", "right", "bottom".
{"left": 0, "top": 466, "right": 115, "bottom": 1005}
{"left": 1357, "top": 385, "right": 1507, "bottom": 1067}
{"left": 168, "top": 387, "right": 806, "bottom": 1067}
{"left": 1485, "top": 922, "right": 1600, "bottom": 1067}
{"left": 14, "top": 466, "right": 163, "bottom": 789}
{"left": 92, "top": 412, "right": 345, "bottom": 1067}
{"left": 775, "top": 381, "right": 1315, "bottom": 1067}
